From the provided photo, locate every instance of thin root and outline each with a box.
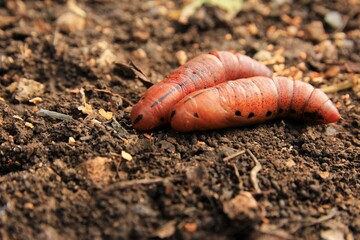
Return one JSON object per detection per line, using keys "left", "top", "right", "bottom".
{"left": 232, "top": 163, "right": 243, "bottom": 191}
{"left": 223, "top": 149, "right": 246, "bottom": 161}
{"left": 107, "top": 176, "right": 181, "bottom": 190}
{"left": 36, "top": 108, "right": 73, "bottom": 120}
{"left": 303, "top": 208, "right": 338, "bottom": 227}
{"left": 247, "top": 149, "right": 262, "bottom": 194}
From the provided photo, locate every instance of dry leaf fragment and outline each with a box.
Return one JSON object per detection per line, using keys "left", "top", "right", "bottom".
{"left": 25, "top": 122, "right": 34, "bottom": 129}
{"left": 78, "top": 104, "right": 93, "bottom": 115}
{"left": 29, "top": 97, "right": 43, "bottom": 104}
{"left": 143, "top": 133, "right": 153, "bottom": 139}
{"left": 98, "top": 108, "right": 113, "bottom": 120}
{"left": 78, "top": 88, "right": 93, "bottom": 115}
{"left": 114, "top": 61, "right": 153, "bottom": 88}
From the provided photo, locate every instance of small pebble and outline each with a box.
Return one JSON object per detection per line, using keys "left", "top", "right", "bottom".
{"left": 304, "top": 21, "right": 327, "bottom": 41}
{"left": 13, "top": 78, "right": 45, "bottom": 102}
{"left": 68, "top": 137, "right": 76, "bottom": 145}
{"left": 149, "top": 6, "right": 168, "bottom": 16}
{"left": 247, "top": 23, "right": 259, "bottom": 36}
{"left": 132, "top": 31, "right": 150, "bottom": 41}
{"left": 57, "top": 12, "right": 85, "bottom": 33}
{"left": 76, "top": 157, "right": 114, "bottom": 187}
{"left": 121, "top": 150, "right": 133, "bottom": 161}
{"left": 175, "top": 50, "right": 187, "bottom": 65}
{"left": 97, "top": 49, "right": 117, "bottom": 69}
{"left": 253, "top": 50, "right": 272, "bottom": 62}
{"left": 132, "top": 48, "right": 147, "bottom": 59}
{"left": 24, "top": 202, "right": 34, "bottom": 210}
{"left": 326, "top": 126, "right": 337, "bottom": 136}
{"left": 285, "top": 158, "right": 296, "bottom": 168}
{"left": 318, "top": 171, "right": 330, "bottom": 179}
{"left": 333, "top": 32, "right": 346, "bottom": 40}
{"left": 325, "top": 11, "right": 343, "bottom": 29}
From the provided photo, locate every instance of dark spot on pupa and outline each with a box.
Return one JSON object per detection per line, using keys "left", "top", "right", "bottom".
{"left": 235, "top": 110, "right": 241, "bottom": 116}
{"left": 266, "top": 111, "right": 272, "bottom": 117}
{"left": 194, "top": 113, "right": 199, "bottom": 118}
{"left": 248, "top": 112, "right": 255, "bottom": 119}
{"left": 170, "top": 110, "right": 176, "bottom": 121}
{"left": 304, "top": 112, "right": 316, "bottom": 120}
{"left": 279, "top": 108, "right": 284, "bottom": 113}
{"left": 290, "top": 109, "right": 296, "bottom": 114}
{"left": 133, "top": 114, "right": 143, "bottom": 124}
{"left": 304, "top": 112, "right": 324, "bottom": 121}
{"left": 160, "top": 117, "right": 165, "bottom": 122}
{"left": 317, "top": 114, "right": 324, "bottom": 120}
{"left": 192, "top": 71, "right": 196, "bottom": 74}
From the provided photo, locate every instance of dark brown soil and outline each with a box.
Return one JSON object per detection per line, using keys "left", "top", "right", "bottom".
{"left": 0, "top": 0, "right": 359, "bottom": 239}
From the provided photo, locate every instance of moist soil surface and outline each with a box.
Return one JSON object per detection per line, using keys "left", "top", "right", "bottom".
{"left": 0, "top": 0, "right": 359, "bottom": 239}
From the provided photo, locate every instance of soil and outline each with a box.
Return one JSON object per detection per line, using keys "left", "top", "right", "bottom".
{"left": 0, "top": 0, "right": 359, "bottom": 239}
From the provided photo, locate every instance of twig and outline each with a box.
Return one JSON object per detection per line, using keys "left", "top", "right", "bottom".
{"left": 247, "top": 149, "right": 262, "bottom": 194}
{"left": 109, "top": 153, "right": 123, "bottom": 180}
{"left": 290, "top": 208, "right": 338, "bottom": 234}
{"left": 106, "top": 176, "right": 181, "bottom": 190}
{"left": 321, "top": 80, "right": 352, "bottom": 94}
{"left": 303, "top": 208, "right": 338, "bottom": 227}
{"left": 94, "top": 88, "right": 134, "bottom": 106}
{"left": 232, "top": 164, "right": 243, "bottom": 191}
{"left": 36, "top": 108, "right": 73, "bottom": 120}
{"left": 256, "top": 230, "right": 293, "bottom": 240}
{"left": 223, "top": 149, "right": 246, "bottom": 161}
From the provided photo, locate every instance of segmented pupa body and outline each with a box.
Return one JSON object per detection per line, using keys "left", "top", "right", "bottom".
{"left": 131, "top": 51, "right": 272, "bottom": 130}
{"left": 169, "top": 76, "right": 340, "bottom": 132}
